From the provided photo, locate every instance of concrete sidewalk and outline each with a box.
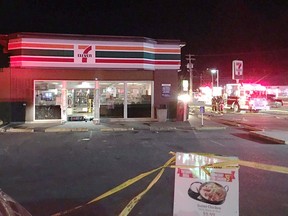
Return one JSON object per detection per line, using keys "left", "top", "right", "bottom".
{"left": 1, "top": 115, "right": 287, "bottom": 145}
{"left": 249, "top": 130, "right": 288, "bottom": 144}
{"left": 202, "top": 112, "right": 288, "bottom": 145}
{"left": 0, "top": 114, "right": 226, "bottom": 133}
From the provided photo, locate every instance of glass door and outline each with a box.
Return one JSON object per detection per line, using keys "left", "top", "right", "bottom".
{"left": 127, "top": 82, "right": 152, "bottom": 118}
{"left": 100, "top": 82, "right": 124, "bottom": 118}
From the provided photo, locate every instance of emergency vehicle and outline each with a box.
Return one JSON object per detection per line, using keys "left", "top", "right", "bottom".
{"left": 225, "top": 83, "right": 269, "bottom": 112}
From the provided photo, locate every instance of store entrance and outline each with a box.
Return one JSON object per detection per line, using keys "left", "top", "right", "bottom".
{"left": 99, "top": 81, "right": 153, "bottom": 118}
{"left": 67, "top": 88, "right": 94, "bottom": 121}
{"left": 100, "top": 82, "right": 124, "bottom": 118}
{"left": 34, "top": 80, "right": 153, "bottom": 121}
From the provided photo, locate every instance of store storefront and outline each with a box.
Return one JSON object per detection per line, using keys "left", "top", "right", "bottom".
{"left": 34, "top": 80, "right": 153, "bottom": 121}
{"left": 0, "top": 32, "right": 184, "bottom": 123}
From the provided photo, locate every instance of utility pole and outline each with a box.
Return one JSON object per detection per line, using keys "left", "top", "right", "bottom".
{"left": 186, "top": 54, "right": 196, "bottom": 97}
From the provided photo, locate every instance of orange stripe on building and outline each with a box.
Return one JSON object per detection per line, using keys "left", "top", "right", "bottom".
{"left": 143, "top": 47, "right": 155, "bottom": 52}
{"left": 95, "top": 45, "right": 145, "bottom": 51}
{"left": 78, "top": 45, "right": 91, "bottom": 49}
{"left": 155, "top": 48, "right": 180, "bottom": 54}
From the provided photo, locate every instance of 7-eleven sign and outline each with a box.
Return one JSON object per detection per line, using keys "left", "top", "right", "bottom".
{"left": 232, "top": 60, "right": 243, "bottom": 80}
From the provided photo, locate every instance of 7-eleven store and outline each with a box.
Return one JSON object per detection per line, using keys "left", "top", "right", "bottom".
{"left": 0, "top": 32, "right": 184, "bottom": 123}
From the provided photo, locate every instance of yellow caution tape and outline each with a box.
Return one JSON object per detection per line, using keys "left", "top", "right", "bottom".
{"left": 119, "top": 155, "right": 175, "bottom": 216}
{"left": 239, "top": 160, "right": 288, "bottom": 174}
{"left": 175, "top": 153, "right": 288, "bottom": 175}
{"left": 51, "top": 152, "right": 288, "bottom": 216}
{"left": 170, "top": 158, "right": 239, "bottom": 177}
{"left": 195, "top": 153, "right": 288, "bottom": 175}
{"left": 51, "top": 155, "right": 176, "bottom": 216}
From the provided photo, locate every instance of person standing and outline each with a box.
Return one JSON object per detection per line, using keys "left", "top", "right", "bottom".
{"left": 217, "top": 96, "right": 224, "bottom": 114}
{"left": 212, "top": 96, "right": 217, "bottom": 112}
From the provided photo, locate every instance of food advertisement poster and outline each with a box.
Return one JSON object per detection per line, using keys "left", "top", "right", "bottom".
{"left": 173, "top": 152, "right": 239, "bottom": 216}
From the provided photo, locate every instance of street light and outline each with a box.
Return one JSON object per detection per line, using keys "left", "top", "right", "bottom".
{"left": 211, "top": 69, "right": 219, "bottom": 87}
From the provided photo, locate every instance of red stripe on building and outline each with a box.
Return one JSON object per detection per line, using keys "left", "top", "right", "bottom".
{"left": 154, "top": 61, "right": 180, "bottom": 65}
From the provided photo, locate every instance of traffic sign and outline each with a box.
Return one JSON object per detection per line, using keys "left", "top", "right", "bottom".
{"left": 200, "top": 106, "right": 205, "bottom": 114}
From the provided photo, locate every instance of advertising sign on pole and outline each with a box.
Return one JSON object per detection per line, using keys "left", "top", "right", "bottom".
{"left": 173, "top": 152, "right": 239, "bottom": 216}
{"left": 232, "top": 60, "right": 243, "bottom": 81}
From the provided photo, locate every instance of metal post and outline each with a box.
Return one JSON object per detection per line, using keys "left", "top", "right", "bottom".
{"left": 216, "top": 70, "right": 219, "bottom": 87}
{"left": 211, "top": 72, "right": 214, "bottom": 88}
{"left": 189, "top": 68, "right": 193, "bottom": 96}
{"left": 201, "top": 113, "right": 204, "bottom": 126}
{"left": 61, "top": 81, "right": 67, "bottom": 123}
{"left": 93, "top": 78, "right": 100, "bottom": 125}
{"left": 186, "top": 54, "right": 195, "bottom": 97}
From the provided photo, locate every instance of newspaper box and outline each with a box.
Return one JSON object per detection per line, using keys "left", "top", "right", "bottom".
{"left": 173, "top": 152, "right": 239, "bottom": 216}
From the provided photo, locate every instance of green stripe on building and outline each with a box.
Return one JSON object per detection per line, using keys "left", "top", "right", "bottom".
{"left": 96, "top": 51, "right": 155, "bottom": 59}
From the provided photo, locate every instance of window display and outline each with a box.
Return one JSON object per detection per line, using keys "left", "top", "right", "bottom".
{"left": 34, "top": 81, "right": 62, "bottom": 120}
{"left": 34, "top": 80, "right": 153, "bottom": 120}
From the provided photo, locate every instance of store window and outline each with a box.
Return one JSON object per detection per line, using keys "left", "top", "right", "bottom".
{"left": 34, "top": 80, "right": 153, "bottom": 121}
{"left": 34, "top": 81, "right": 62, "bottom": 120}
{"left": 127, "top": 82, "right": 152, "bottom": 118}
{"left": 100, "top": 82, "right": 124, "bottom": 118}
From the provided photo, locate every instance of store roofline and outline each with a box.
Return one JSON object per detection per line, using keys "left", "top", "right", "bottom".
{"left": 7, "top": 32, "right": 184, "bottom": 45}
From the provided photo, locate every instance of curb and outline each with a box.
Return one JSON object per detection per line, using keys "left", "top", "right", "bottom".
{"left": 175, "top": 126, "right": 194, "bottom": 131}
{"left": 100, "top": 128, "right": 134, "bottom": 132}
{"left": 150, "top": 126, "right": 177, "bottom": 131}
{"left": 195, "top": 126, "right": 226, "bottom": 131}
{"left": 217, "top": 120, "right": 239, "bottom": 126}
{"left": 212, "top": 118, "right": 263, "bottom": 131}
{"left": 5, "top": 128, "right": 34, "bottom": 133}
{"left": 240, "top": 125, "right": 263, "bottom": 131}
{"left": 249, "top": 131, "right": 286, "bottom": 144}
{"left": 45, "top": 128, "right": 89, "bottom": 132}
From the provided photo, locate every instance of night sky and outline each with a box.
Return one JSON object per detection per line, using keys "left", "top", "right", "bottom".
{"left": 0, "top": 0, "right": 288, "bottom": 84}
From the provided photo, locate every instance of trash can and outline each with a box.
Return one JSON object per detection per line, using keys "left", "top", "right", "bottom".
{"left": 11, "top": 102, "right": 26, "bottom": 122}
{"left": 156, "top": 104, "right": 167, "bottom": 122}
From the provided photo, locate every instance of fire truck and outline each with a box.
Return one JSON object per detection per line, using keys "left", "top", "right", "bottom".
{"left": 225, "top": 83, "right": 269, "bottom": 112}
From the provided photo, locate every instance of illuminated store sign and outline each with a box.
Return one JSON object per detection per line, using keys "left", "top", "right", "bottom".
{"left": 8, "top": 38, "right": 181, "bottom": 70}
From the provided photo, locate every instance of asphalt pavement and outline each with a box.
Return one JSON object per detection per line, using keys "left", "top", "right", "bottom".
{"left": 1, "top": 112, "right": 288, "bottom": 144}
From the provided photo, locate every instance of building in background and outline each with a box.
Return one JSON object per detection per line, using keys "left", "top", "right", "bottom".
{"left": 0, "top": 32, "right": 184, "bottom": 123}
